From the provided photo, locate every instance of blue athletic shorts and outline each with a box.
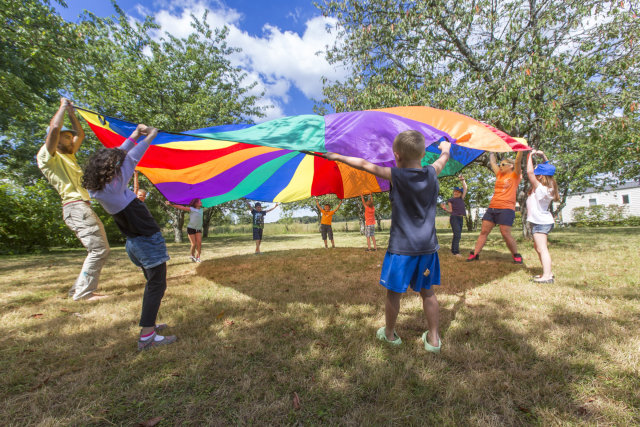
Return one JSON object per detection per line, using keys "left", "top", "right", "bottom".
{"left": 125, "top": 231, "right": 170, "bottom": 270}
{"left": 482, "top": 208, "right": 516, "bottom": 226}
{"left": 379, "top": 252, "right": 441, "bottom": 293}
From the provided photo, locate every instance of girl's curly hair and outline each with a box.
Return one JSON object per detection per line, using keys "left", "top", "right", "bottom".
{"left": 82, "top": 148, "right": 127, "bottom": 191}
{"left": 188, "top": 198, "right": 201, "bottom": 207}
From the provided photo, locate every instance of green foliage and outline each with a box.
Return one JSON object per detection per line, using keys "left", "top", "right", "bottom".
{"left": 0, "top": 180, "right": 76, "bottom": 253}
{"left": 318, "top": 0, "right": 640, "bottom": 228}
{"left": 0, "top": 0, "right": 79, "bottom": 132}
{"left": 571, "top": 204, "right": 635, "bottom": 226}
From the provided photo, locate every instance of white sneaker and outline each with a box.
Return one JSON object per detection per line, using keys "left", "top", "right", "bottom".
{"left": 190, "top": 256, "right": 196, "bottom": 262}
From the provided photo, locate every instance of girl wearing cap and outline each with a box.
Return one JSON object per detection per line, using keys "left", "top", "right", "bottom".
{"left": 526, "top": 149, "right": 560, "bottom": 283}
{"left": 440, "top": 175, "right": 467, "bottom": 256}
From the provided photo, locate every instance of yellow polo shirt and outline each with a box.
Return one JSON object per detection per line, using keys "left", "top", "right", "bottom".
{"left": 37, "top": 144, "right": 90, "bottom": 204}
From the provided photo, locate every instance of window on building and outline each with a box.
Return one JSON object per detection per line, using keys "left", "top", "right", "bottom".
{"left": 589, "top": 198, "right": 597, "bottom": 206}
{"left": 622, "top": 195, "right": 630, "bottom": 204}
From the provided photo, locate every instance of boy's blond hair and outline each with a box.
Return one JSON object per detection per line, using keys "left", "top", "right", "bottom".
{"left": 392, "top": 130, "right": 425, "bottom": 161}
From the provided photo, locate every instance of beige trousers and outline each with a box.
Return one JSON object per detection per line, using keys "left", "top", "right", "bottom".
{"left": 62, "top": 202, "right": 110, "bottom": 300}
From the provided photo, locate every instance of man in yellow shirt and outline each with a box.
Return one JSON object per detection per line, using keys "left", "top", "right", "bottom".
{"left": 37, "top": 98, "right": 110, "bottom": 301}
{"left": 316, "top": 197, "right": 342, "bottom": 248}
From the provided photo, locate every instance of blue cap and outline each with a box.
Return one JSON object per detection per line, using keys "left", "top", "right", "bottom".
{"left": 534, "top": 161, "right": 556, "bottom": 176}
{"left": 46, "top": 126, "right": 77, "bottom": 136}
{"left": 453, "top": 187, "right": 464, "bottom": 192}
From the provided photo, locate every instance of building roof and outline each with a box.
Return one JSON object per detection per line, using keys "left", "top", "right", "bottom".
{"left": 571, "top": 181, "right": 640, "bottom": 196}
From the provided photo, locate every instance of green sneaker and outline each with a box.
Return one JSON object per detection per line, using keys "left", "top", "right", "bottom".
{"left": 376, "top": 326, "right": 402, "bottom": 346}
{"left": 421, "top": 331, "right": 441, "bottom": 354}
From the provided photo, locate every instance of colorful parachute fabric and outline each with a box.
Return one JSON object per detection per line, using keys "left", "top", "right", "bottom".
{"left": 78, "top": 106, "right": 528, "bottom": 207}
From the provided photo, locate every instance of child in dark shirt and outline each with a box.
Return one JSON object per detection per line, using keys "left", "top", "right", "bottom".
{"left": 325, "top": 131, "right": 451, "bottom": 353}
{"left": 440, "top": 175, "right": 467, "bottom": 256}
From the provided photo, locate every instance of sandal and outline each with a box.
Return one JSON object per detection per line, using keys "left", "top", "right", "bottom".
{"left": 422, "top": 331, "right": 442, "bottom": 354}
{"left": 376, "top": 326, "right": 402, "bottom": 346}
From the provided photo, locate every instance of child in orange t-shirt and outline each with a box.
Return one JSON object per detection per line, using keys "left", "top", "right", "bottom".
{"left": 315, "top": 197, "right": 342, "bottom": 248}
{"left": 361, "top": 193, "right": 377, "bottom": 251}
{"left": 467, "top": 151, "right": 524, "bottom": 263}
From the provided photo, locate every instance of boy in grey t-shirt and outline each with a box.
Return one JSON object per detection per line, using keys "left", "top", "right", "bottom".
{"left": 325, "top": 131, "right": 451, "bottom": 353}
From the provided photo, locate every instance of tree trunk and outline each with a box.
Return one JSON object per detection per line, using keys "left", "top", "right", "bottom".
{"left": 358, "top": 202, "right": 364, "bottom": 234}
{"left": 159, "top": 203, "right": 185, "bottom": 243}
{"left": 171, "top": 210, "right": 185, "bottom": 243}
{"left": 376, "top": 213, "right": 382, "bottom": 231}
{"left": 202, "top": 207, "right": 216, "bottom": 238}
{"left": 518, "top": 185, "right": 531, "bottom": 239}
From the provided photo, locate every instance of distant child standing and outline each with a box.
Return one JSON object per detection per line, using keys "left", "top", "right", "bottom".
{"left": 316, "top": 198, "right": 343, "bottom": 248}
{"left": 166, "top": 198, "right": 204, "bottom": 262}
{"left": 526, "top": 150, "right": 559, "bottom": 283}
{"left": 361, "top": 193, "right": 377, "bottom": 251}
{"left": 244, "top": 200, "right": 278, "bottom": 254}
{"left": 440, "top": 175, "right": 467, "bottom": 256}
{"left": 82, "top": 124, "right": 177, "bottom": 350}
{"left": 326, "top": 131, "right": 451, "bottom": 353}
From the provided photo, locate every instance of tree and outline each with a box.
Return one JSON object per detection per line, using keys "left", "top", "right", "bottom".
{"left": 69, "top": 7, "right": 265, "bottom": 242}
{"left": 319, "top": 0, "right": 640, "bottom": 235}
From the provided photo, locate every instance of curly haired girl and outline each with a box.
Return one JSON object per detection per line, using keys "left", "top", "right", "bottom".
{"left": 83, "top": 124, "right": 177, "bottom": 350}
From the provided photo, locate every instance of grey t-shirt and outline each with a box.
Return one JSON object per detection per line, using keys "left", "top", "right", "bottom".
{"left": 387, "top": 166, "right": 440, "bottom": 255}
{"left": 188, "top": 207, "right": 203, "bottom": 230}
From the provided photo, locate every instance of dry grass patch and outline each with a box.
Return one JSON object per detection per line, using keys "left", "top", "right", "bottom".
{"left": 0, "top": 228, "right": 639, "bottom": 425}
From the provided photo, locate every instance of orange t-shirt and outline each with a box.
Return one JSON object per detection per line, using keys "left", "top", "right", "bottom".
{"left": 320, "top": 208, "right": 338, "bottom": 225}
{"left": 488, "top": 170, "right": 521, "bottom": 210}
{"left": 364, "top": 205, "right": 376, "bottom": 225}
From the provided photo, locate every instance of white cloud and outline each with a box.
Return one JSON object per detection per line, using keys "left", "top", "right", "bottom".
{"left": 133, "top": 1, "right": 344, "bottom": 121}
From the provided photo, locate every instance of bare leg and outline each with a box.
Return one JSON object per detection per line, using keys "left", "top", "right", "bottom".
{"left": 255, "top": 240, "right": 261, "bottom": 253}
{"left": 366, "top": 236, "right": 371, "bottom": 249}
{"left": 499, "top": 224, "right": 518, "bottom": 256}
{"left": 372, "top": 236, "right": 377, "bottom": 250}
{"left": 195, "top": 232, "right": 202, "bottom": 259}
{"left": 330, "top": 239, "right": 335, "bottom": 248}
{"left": 323, "top": 239, "right": 328, "bottom": 248}
{"left": 384, "top": 290, "right": 401, "bottom": 341}
{"left": 533, "top": 233, "right": 553, "bottom": 278}
{"left": 473, "top": 220, "right": 495, "bottom": 255}
{"left": 420, "top": 288, "right": 440, "bottom": 346}
{"left": 187, "top": 233, "right": 196, "bottom": 257}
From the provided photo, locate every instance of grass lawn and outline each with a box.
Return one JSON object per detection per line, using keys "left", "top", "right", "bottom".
{"left": 1, "top": 226, "right": 639, "bottom": 425}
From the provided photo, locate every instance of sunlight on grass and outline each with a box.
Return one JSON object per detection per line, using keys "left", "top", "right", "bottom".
{"left": 0, "top": 227, "right": 639, "bottom": 424}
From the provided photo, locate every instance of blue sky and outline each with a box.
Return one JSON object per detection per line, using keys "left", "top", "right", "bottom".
{"left": 54, "top": 0, "right": 346, "bottom": 121}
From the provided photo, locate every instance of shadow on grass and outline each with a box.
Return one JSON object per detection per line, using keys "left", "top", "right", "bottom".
{"left": 196, "top": 248, "right": 525, "bottom": 305}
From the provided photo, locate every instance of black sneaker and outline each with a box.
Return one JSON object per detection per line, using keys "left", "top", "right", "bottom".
{"left": 466, "top": 252, "right": 479, "bottom": 262}
{"left": 513, "top": 253, "right": 523, "bottom": 264}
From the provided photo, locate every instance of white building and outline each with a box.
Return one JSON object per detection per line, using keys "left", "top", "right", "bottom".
{"left": 560, "top": 181, "right": 640, "bottom": 224}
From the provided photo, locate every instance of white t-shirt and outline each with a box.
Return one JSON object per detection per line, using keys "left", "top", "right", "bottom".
{"left": 526, "top": 185, "right": 555, "bottom": 225}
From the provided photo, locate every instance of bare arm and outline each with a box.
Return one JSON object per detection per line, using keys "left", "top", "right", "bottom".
{"left": 315, "top": 198, "right": 322, "bottom": 210}
{"left": 489, "top": 152, "right": 500, "bottom": 175}
{"left": 119, "top": 124, "right": 147, "bottom": 153}
{"left": 66, "top": 102, "right": 85, "bottom": 153}
{"left": 266, "top": 203, "right": 279, "bottom": 213}
{"left": 165, "top": 201, "right": 191, "bottom": 212}
{"left": 514, "top": 151, "right": 523, "bottom": 175}
{"left": 440, "top": 202, "right": 452, "bottom": 213}
{"left": 460, "top": 176, "right": 468, "bottom": 198}
{"left": 324, "top": 152, "right": 392, "bottom": 181}
{"left": 430, "top": 141, "right": 451, "bottom": 176}
{"left": 526, "top": 151, "right": 541, "bottom": 191}
{"left": 44, "top": 98, "right": 69, "bottom": 155}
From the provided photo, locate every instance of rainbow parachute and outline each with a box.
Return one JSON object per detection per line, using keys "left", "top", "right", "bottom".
{"left": 78, "top": 107, "right": 528, "bottom": 207}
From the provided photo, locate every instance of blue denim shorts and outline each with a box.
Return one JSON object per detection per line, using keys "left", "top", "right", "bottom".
{"left": 482, "top": 208, "right": 516, "bottom": 226}
{"left": 379, "top": 252, "right": 441, "bottom": 293}
{"left": 529, "top": 222, "right": 554, "bottom": 235}
{"left": 125, "top": 231, "right": 170, "bottom": 269}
